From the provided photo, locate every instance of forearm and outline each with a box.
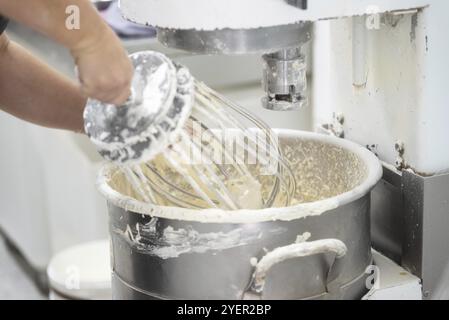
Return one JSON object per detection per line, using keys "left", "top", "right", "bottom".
{"left": 0, "top": 0, "right": 133, "bottom": 105}
{"left": 0, "top": 35, "right": 86, "bottom": 133}
{"left": 0, "top": 0, "right": 111, "bottom": 53}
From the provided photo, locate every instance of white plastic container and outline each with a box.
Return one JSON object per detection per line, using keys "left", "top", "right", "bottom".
{"left": 47, "top": 240, "right": 111, "bottom": 300}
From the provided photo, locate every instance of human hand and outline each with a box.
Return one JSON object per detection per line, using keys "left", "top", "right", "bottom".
{"left": 71, "top": 27, "right": 133, "bottom": 106}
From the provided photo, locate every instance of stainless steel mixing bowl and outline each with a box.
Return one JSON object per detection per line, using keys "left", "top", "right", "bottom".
{"left": 97, "top": 130, "right": 382, "bottom": 300}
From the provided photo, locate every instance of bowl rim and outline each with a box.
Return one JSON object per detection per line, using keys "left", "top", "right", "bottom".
{"left": 97, "top": 129, "right": 383, "bottom": 224}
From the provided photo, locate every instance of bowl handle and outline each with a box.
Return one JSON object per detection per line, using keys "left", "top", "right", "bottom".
{"left": 243, "top": 239, "right": 348, "bottom": 300}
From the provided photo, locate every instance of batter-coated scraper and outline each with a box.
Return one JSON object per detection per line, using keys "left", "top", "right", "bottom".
{"left": 84, "top": 51, "right": 295, "bottom": 210}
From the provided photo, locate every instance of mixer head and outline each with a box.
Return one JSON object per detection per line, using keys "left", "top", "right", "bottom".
{"left": 83, "top": 51, "right": 194, "bottom": 165}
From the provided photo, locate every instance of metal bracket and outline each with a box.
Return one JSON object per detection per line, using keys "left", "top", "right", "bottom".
{"left": 371, "top": 165, "right": 449, "bottom": 299}
{"left": 317, "top": 113, "right": 345, "bottom": 138}
{"left": 286, "top": 0, "right": 308, "bottom": 10}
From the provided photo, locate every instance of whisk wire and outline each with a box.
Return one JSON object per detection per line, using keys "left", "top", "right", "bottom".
{"left": 87, "top": 51, "right": 296, "bottom": 211}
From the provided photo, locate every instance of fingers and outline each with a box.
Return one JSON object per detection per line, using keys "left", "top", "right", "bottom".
{"left": 110, "top": 87, "right": 132, "bottom": 106}
{"left": 78, "top": 57, "right": 133, "bottom": 106}
{"left": 80, "top": 73, "right": 132, "bottom": 105}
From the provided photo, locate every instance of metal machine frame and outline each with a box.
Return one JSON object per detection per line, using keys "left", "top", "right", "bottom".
{"left": 372, "top": 166, "right": 449, "bottom": 298}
